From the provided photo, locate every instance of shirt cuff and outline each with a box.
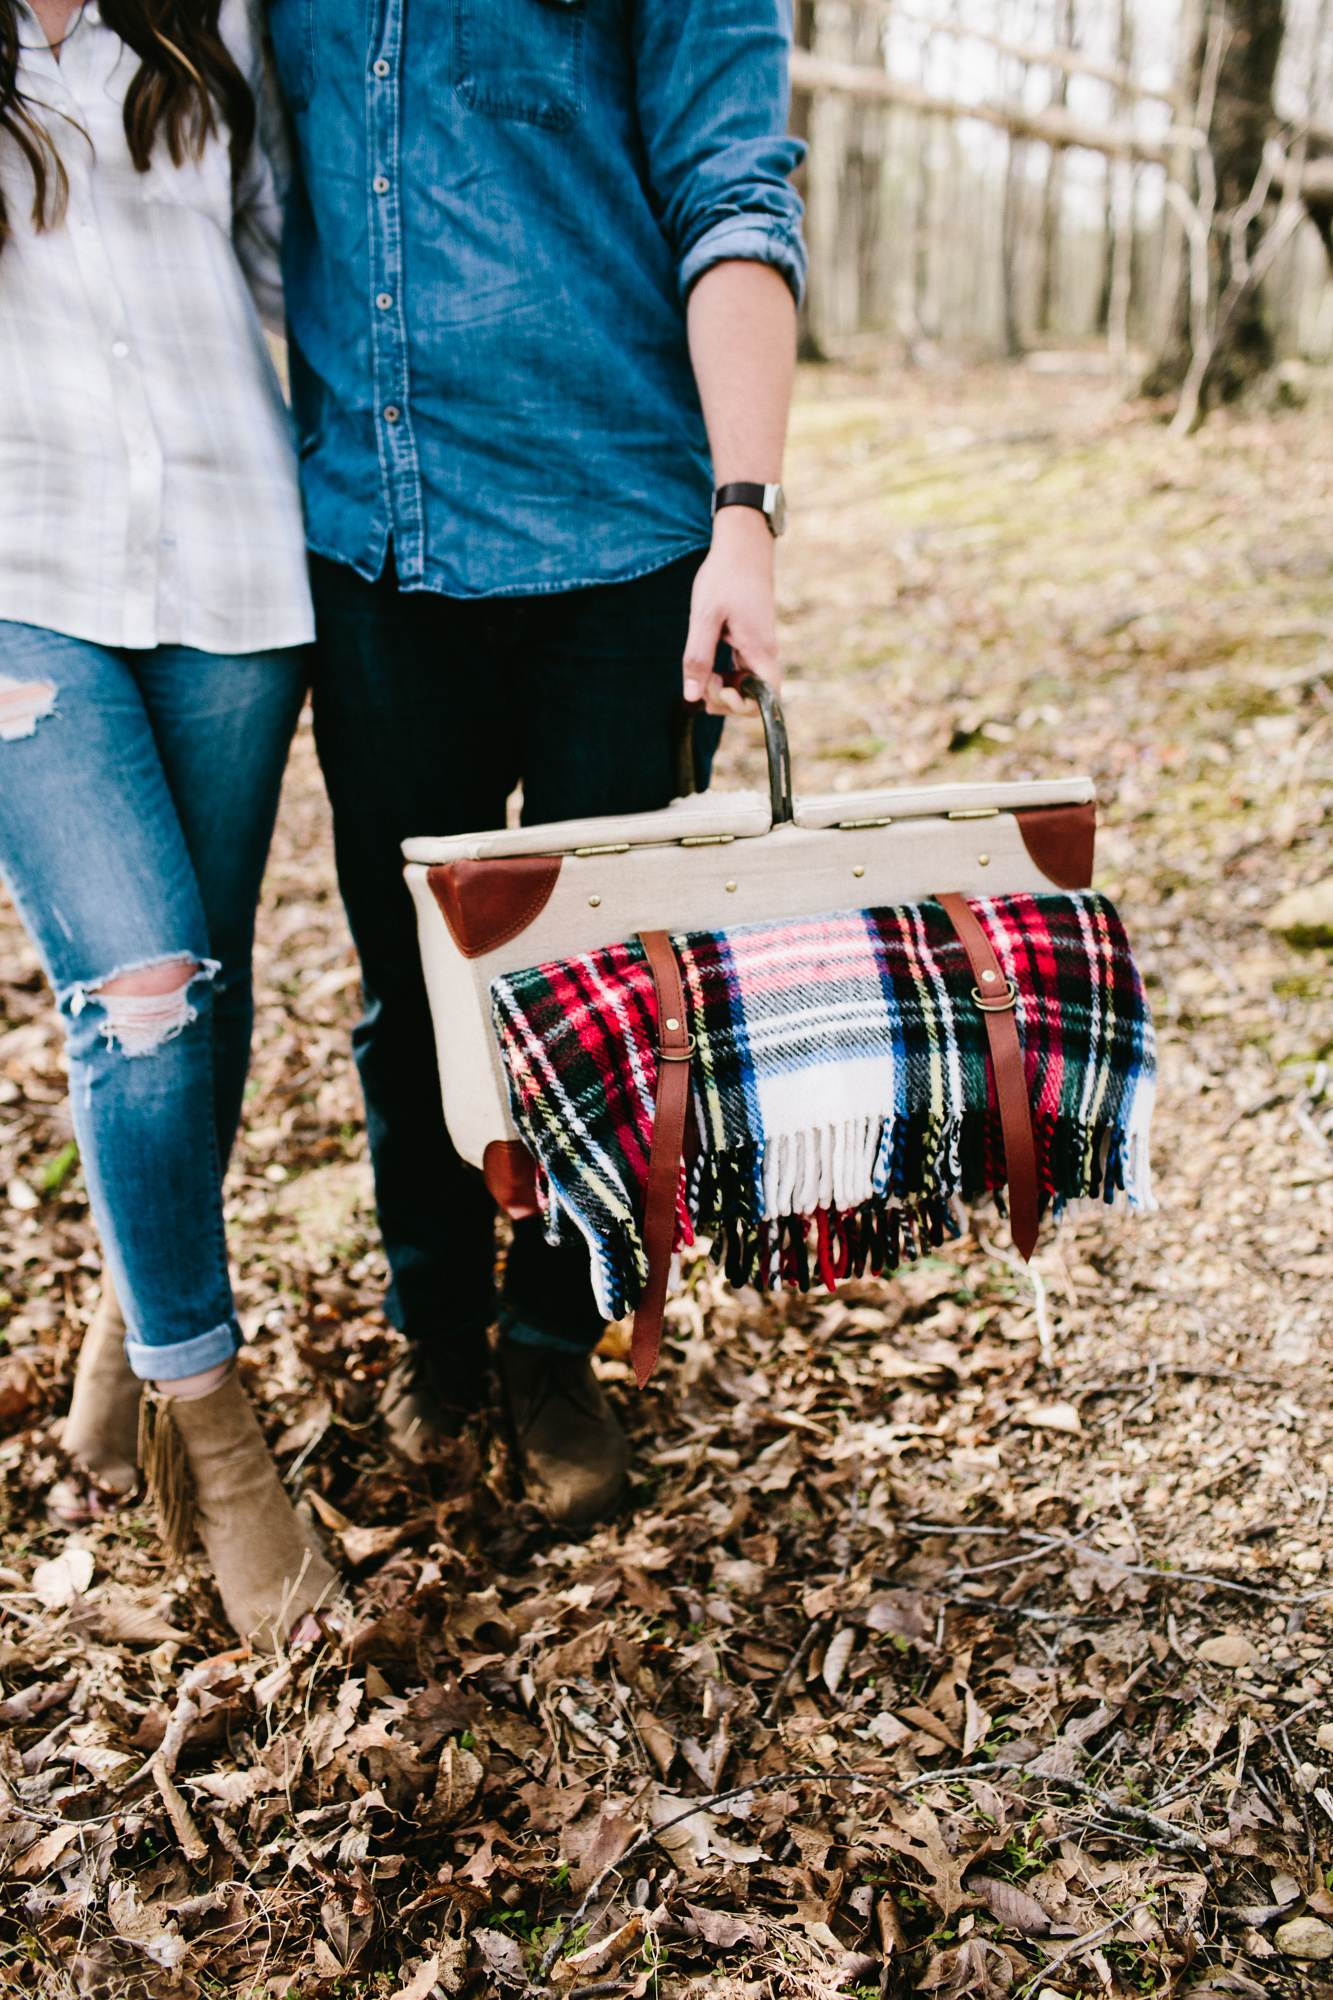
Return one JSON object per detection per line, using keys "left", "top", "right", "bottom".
{"left": 679, "top": 216, "right": 807, "bottom": 306}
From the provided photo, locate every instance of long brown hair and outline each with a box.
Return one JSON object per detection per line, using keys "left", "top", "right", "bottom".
{"left": 0, "top": 1, "right": 255, "bottom": 251}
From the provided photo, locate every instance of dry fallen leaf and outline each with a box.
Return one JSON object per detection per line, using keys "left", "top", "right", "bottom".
{"left": 106, "top": 1881, "right": 187, "bottom": 1972}
{"left": 917, "top": 1938, "right": 1014, "bottom": 1998}
{"left": 553, "top": 1912, "right": 647, "bottom": 1986}
{"left": 895, "top": 1703, "right": 961, "bottom": 1750}
{"left": 1014, "top": 1401, "right": 1082, "bottom": 1436}
{"left": 474, "top": 1929, "right": 529, "bottom": 1989}
{"left": 636, "top": 1711, "right": 676, "bottom": 1776}
{"left": 419, "top": 1740, "right": 484, "bottom": 1827}
{"left": 877, "top": 1799, "right": 972, "bottom": 1918}
{"left": 92, "top": 1591, "right": 190, "bottom": 1646}
{"left": 12, "top": 1824, "right": 81, "bottom": 1880}
{"left": 685, "top": 1903, "right": 758, "bottom": 1948}
{"left": 967, "top": 1874, "right": 1050, "bottom": 1934}
{"left": 388, "top": 1955, "right": 441, "bottom": 2000}
{"left": 31, "top": 1543, "right": 95, "bottom": 1608}
{"left": 822, "top": 1625, "right": 855, "bottom": 1696}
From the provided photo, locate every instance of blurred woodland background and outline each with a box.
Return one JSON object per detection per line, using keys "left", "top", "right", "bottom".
{"left": 790, "top": 0, "right": 1333, "bottom": 426}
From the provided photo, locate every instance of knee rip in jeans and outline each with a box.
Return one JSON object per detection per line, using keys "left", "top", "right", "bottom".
{"left": 71, "top": 953, "right": 218, "bottom": 1057}
{"left": 0, "top": 676, "right": 58, "bottom": 742}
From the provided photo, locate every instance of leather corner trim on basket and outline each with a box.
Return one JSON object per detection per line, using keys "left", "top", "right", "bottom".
{"left": 483, "top": 1140, "right": 541, "bottom": 1219}
{"left": 426, "top": 855, "right": 563, "bottom": 959}
{"left": 937, "top": 892, "right": 1040, "bottom": 1263}
{"left": 1014, "top": 800, "right": 1096, "bottom": 891}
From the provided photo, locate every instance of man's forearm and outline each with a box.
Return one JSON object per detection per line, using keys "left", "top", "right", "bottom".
{"left": 687, "top": 259, "right": 796, "bottom": 484}
{"left": 682, "top": 260, "right": 797, "bottom": 709}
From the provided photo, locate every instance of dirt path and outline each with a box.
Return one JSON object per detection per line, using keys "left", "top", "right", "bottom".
{"left": 2, "top": 360, "right": 1333, "bottom": 1997}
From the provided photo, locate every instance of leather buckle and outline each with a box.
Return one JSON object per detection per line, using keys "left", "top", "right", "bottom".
{"left": 657, "top": 1037, "right": 697, "bottom": 1062}
{"left": 972, "top": 979, "right": 1018, "bottom": 1013}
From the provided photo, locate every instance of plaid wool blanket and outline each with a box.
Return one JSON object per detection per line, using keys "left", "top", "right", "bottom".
{"left": 490, "top": 892, "right": 1156, "bottom": 1320}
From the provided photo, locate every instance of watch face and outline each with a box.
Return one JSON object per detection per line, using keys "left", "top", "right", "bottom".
{"left": 769, "top": 485, "right": 788, "bottom": 537}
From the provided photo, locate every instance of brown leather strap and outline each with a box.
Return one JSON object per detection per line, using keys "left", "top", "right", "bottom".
{"left": 937, "top": 892, "right": 1040, "bottom": 1261}
{"left": 631, "top": 930, "right": 694, "bottom": 1387}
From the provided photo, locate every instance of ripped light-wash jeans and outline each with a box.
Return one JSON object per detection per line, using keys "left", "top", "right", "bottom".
{"left": 0, "top": 621, "right": 307, "bottom": 1378}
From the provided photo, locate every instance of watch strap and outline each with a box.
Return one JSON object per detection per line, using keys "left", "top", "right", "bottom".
{"left": 713, "top": 481, "right": 771, "bottom": 517}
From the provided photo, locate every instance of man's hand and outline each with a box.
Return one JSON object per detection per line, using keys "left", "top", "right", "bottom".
{"left": 684, "top": 259, "right": 796, "bottom": 714}
{"left": 682, "top": 505, "right": 778, "bottom": 713}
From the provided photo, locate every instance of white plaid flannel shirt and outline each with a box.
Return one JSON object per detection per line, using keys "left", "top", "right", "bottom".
{"left": 0, "top": 0, "right": 313, "bottom": 654}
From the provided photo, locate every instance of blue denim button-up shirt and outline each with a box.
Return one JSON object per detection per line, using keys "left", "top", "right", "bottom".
{"left": 268, "top": 0, "right": 806, "bottom": 600}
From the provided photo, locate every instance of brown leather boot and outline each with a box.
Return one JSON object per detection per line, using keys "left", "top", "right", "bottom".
{"left": 139, "top": 1367, "right": 341, "bottom": 1651}
{"left": 498, "top": 1339, "right": 630, "bottom": 1526}
{"left": 379, "top": 1332, "right": 492, "bottom": 1463}
{"left": 62, "top": 1277, "right": 140, "bottom": 1495}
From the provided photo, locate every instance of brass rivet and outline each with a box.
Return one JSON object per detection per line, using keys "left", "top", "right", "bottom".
{"left": 588, "top": 894, "right": 601, "bottom": 907}
{"left": 853, "top": 864, "right": 865, "bottom": 879}
{"left": 978, "top": 853, "right": 990, "bottom": 866}
{"left": 725, "top": 880, "right": 737, "bottom": 893}
{"left": 665, "top": 1017, "right": 680, "bottom": 1031}
{"left": 981, "top": 969, "right": 997, "bottom": 983}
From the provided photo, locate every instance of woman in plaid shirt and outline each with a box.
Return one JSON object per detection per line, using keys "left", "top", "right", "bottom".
{"left": 0, "top": 0, "right": 337, "bottom": 1647}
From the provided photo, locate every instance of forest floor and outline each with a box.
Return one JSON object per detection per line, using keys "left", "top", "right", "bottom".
{"left": 4, "top": 353, "right": 1333, "bottom": 2000}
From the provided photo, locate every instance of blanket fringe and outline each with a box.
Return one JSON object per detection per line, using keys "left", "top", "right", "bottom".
{"left": 544, "top": 1101, "right": 1153, "bottom": 1319}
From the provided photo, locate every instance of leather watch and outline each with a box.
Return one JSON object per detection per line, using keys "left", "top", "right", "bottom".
{"left": 712, "top": 481, "right": 787, "bottom": 537}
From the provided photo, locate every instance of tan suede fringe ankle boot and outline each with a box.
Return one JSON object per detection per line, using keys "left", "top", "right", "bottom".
{"left": 63, "top": 1277, "right": 141, "bottom": 1494}
{"left": 140, "top": 1368, "right": 340, "bottom": 1651}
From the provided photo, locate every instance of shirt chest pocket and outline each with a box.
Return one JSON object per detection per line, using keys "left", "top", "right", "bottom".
{"left": 453, "top": 0, "right": 586, "bottom": 131}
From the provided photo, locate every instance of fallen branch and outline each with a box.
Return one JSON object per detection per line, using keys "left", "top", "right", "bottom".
{"left": 900, "top": 1520, "right": 1333, "bottom": 1607}
{"left": 764, "top": 1616, "right": 830, "bottom": 1724}
{"left": 891, "top": 1758, "right": 1208, "bottom": 1853}
{"left": 1013, "top": 1908, "right": 1145, "bottom": 1998}
{"left": 787, "top": 49, "right": 1200, "bottom": 164}
{"left": 1151, "top": 1698, "right": 1322, "bottom": 1808}
{"left": 866, "top": 2, "right": 1186, "bottom": 111}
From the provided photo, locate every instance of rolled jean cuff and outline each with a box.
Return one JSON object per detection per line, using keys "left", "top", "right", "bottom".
{"left": 125, "top": 1317, "right": 241, "bottom": 1382}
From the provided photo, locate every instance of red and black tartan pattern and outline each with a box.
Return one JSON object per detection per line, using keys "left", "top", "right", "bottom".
{"left": 490, "top": 892, "right": 1155, "bottom": 1317}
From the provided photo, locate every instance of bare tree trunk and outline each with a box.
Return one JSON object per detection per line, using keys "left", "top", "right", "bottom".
{"left": 1097, "top": 0, "right": 1133, "bottom": 333}
{"left": 1293, "top": 0, "right": 1333, "bottom": 271}
{"left": 790, "top": 0, "right": 824, "bottom": 362}
{"left": 1208, "top": 0, "right": 1287, "bottom": 398}
{"left": 1035, "top": 0, "right": 1075, "bottom": 337}
{"left": 1107, "top": 159, "right": 1137, "bottom": 369}
{"left": 1000, "top": 35, "right": 1032, "bottom": 364}
{"left": 1144, "top": 0, "right": 1205, "bottom": 390}
{"left": 847, "top": 4, "right": 886, "bottom": 331}
{"left": 1143, "top": 0, "right": 1288, "bottom": 402}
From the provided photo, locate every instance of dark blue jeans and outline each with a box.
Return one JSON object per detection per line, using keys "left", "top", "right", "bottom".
{"left": 308, "top": 551, "right": 720, "bottom": 1382}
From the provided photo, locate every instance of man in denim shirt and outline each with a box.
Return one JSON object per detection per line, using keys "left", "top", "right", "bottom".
{"left": 268, "top": 0, "right": 805, "bottom": 1523}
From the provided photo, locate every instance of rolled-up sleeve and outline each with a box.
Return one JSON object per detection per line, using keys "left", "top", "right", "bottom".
{"left": 632, "top": 0, "right": 808, "bottom": 305}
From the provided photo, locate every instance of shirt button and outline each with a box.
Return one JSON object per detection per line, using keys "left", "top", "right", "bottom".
{"left": 373, "top": 176, "right": 390, "bottom": 194}
{"left": 372, "top": 57, "right": 390, "bottom": 76}
{"left": 111, "top": 341, "right": 129, "bottom": 359}
{"left": 376, "top": 293, "right": 393, "bottom": 310}
{"left": 383, "top": 405, "right": 401, "bottom": 424}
